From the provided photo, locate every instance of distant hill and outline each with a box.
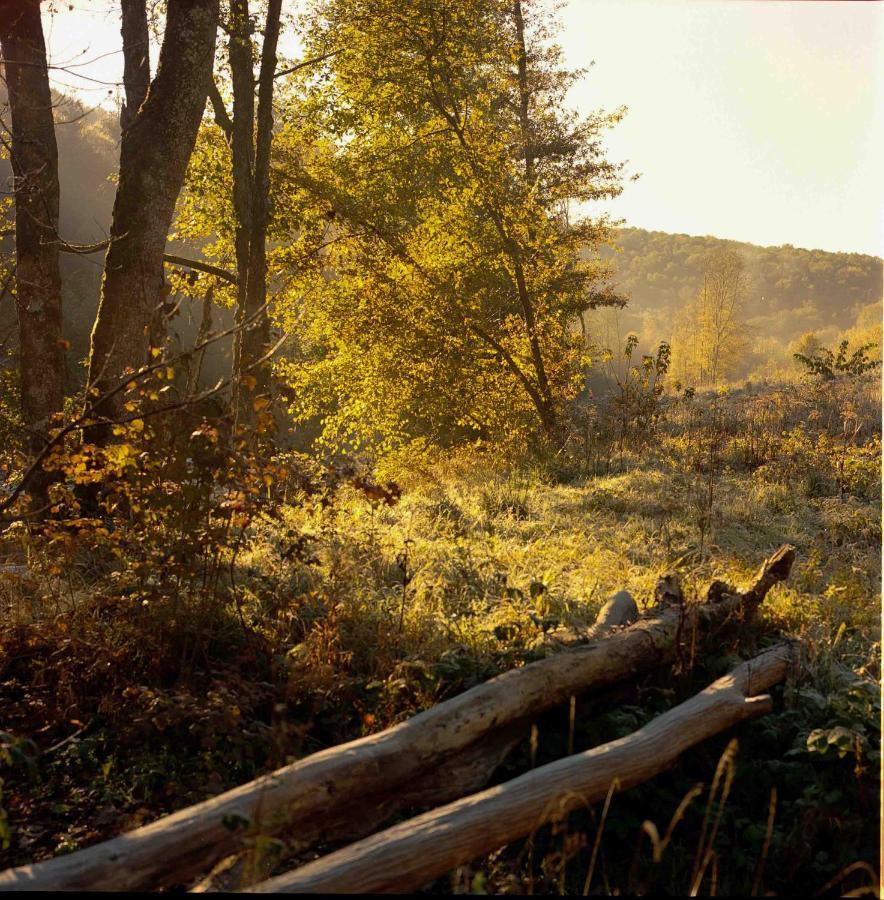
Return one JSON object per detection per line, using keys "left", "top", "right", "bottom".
{"left": 594, "top": 227, "right": 882, "bottom": 357}
{"left": 2, "top": 94, "right": 880, "bottom": 388}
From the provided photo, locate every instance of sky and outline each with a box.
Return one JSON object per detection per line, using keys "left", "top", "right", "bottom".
{"left": 41, "top": 0, "right": 883, "bottom": 257}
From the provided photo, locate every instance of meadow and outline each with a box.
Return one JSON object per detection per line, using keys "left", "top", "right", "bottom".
{"left": 1, "top": 370, "right": 879, "bottom": 894}
{"left": 0, "top": 0, "right": 880, "bottom": 893}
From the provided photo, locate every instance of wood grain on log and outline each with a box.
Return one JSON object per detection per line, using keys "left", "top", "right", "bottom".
{"left": 0, "top": 546, "right": 794, "bottom": 892}
{"left": 249, "top": 643, "right": 796, "bottom": 894}
{"left": 192, "top": 589, "right": 643, "bottom": 889}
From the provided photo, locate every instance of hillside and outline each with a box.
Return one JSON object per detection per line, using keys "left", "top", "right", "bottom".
{"left": 592, "top": 228, "right": 882, "bottom": 379}
{"left": 3, "top": 102, "right": 880, "bottom": 385}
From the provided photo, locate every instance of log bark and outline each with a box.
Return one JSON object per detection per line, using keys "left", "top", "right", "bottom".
{"left": 0, "top": 545, "right": 794, "bottom": 892}
{"left": 191, "top": 719, "right": 529, "bottom": 891}
{"left": 85, "top": 0, "right": 219, "bottom": 438}
{"left": 0, "top": 0, "right": 64, "bottom": 506}
{"left": 249, "top": 643, "right": 796, "bottom": 894}
{"left": 192, "top": 587, "right": 637, "bottom": 890}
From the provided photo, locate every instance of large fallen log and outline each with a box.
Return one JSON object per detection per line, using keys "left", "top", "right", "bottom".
{"left": 0, "top": 545, "right": 794, "bottom": 892}
{"left": 249, "top": 643, "right": 796, "bottom": 894}
{"left": 193, "top": 591, "right": 640, "bottom": 890}
{"left": 196, "top": 587, "right": 642, "bottom": 889}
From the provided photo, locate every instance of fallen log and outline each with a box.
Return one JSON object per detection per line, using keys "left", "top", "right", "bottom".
{"left": 197, "top": 594, "right": 634, "bottom": 890}
{"left": 0, "top": 545, "right": 795, "bottom": 892}
{"left": 249, "top": 643, "right": 796, "bottom": 894}
{"left": 191, "top": 719, "right": 531, "bottom": 891}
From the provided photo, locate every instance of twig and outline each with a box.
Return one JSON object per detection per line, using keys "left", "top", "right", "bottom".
{"left": 0, "top": 301, "right": 277, "bottom": 516}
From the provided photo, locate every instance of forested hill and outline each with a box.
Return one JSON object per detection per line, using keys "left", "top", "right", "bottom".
{"left": 597, "top": 227, "right": 882, "bottom": 351}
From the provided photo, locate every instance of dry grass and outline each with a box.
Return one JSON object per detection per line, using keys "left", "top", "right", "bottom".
{"left": 0, "top": 381, "right": 879, "bottom": 892}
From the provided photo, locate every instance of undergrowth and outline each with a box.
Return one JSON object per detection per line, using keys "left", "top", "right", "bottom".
{"left": 0, "top": 375, "right": 879, "bottom": 895}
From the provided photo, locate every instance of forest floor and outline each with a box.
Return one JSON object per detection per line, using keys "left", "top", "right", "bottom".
{"left": 0, "top": 441, "right": 880, "bottom": 894}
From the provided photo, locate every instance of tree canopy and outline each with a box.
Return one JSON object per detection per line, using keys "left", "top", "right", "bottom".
{"left": 248, "top": 0, "right": 627, "bottom": 457}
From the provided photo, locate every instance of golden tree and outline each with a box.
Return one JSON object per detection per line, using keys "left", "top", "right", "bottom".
{"left": 671, "top": 249, "right": 748, "bottom": 387}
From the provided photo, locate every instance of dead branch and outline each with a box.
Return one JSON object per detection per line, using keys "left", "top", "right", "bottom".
{"left": 0, "top": 546, "right": 794, "bottom": 892}
{"left": 249, "top": 644, "right": 796, "bottom": 894}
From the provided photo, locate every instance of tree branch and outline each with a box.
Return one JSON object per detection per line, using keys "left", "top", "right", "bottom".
{"left": 0, "top": 299, "right": 273, "bottom": 517}
{"left": 272, "top": 49, "right": 340, "bottom": 80}
{"left": 163, "top": 253, "right": 237, "bottom": 285}
{"left": 207, "top": 78, "right": 234, "bottom": 145}
{"left": 53, "top": 237, "right": 238, "bottom": 285}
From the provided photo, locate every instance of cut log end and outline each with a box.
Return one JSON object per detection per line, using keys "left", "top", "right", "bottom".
{"left": 742, "top": 544, "right": 796, "bottom": 607}
{"left": 760, "top": 544, "right": 796, "bottom": 582}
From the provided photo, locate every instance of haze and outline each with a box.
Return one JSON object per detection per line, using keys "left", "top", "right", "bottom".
{"left": 44, "top": 0, "right": 883, "bottom": 256}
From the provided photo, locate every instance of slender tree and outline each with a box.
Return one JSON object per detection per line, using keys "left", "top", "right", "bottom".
{"left": 671, "top": 249, "right": 748, "bottom": 386}
{"left": 0, "top": 0, "right": 64, "bottom": 505}
{"left": 209, "top": 0, "right": 282, "bottom": 428}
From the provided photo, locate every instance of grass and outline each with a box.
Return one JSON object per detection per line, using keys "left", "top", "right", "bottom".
{"left": 0, "top": 388, "right": 879, "bottom": 894}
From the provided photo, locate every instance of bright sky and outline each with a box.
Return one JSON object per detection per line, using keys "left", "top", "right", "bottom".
{"left": 42, "top": 0, "right": 883, "bottom": 257}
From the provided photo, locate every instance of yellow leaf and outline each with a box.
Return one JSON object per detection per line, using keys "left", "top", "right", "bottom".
{"left": 253, "top": 397, "right": 271, "bottom": 412}
{"left": 131, "top": 419, "right": 145, "bottom": 433}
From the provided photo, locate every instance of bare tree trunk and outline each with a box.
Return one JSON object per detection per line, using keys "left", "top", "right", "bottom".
{"left": 85, "top": 0, "right": 219, "bottom": 439}
{"left": 241, "top": 0, "right": 280, "bottom": 413}
{"left": 227, "top": 0, "right": 255, "bottom": 404}
{"left": 0, "top": 0, "right": 64, "bottom": 508}
{"left": 229, "top": 0, "right": 282, "bottom": 429}
{"left": 119, "top": 0, "right": 150, "bottom": 131}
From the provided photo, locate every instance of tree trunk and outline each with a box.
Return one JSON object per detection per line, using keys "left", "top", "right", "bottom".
{"left": 249, "top": 644, "right": 794, "bottom": 894}
{"left": 227, "top": 0, "right": 255, "bottom": 413}
{"left": 230, "top": 0, "right": 282, "bottom": 429}
{"left": 119, "top": 0, "right": 150, "bottom": 131}
{"left": 0, "top": 0, "right": 64, "bottom": 508}
{"left": 85, "top": 0, "right": 219, "bottom": 438}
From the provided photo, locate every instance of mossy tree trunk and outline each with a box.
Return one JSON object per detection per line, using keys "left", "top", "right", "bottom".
{"left": 85, "top": 0, "right": 219, "bottom": 439}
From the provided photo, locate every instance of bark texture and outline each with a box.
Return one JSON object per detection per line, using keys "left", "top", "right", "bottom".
{"left": 120, "top": 0, "right": 150, "bottom": 131}
{"left": 226, "top": 0, "right": 282, "bottom": 427}
{"left": 0, "top": 0, "right": 64, "bottom": 497}
{"left": 86, "top": 0, "right": 219, "bottom": 434}
{"left": 0, "top": 545, "right": 794, "bottom": 892}
{"left": 249, "top": 644, "right": 795, "bottom": 894}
